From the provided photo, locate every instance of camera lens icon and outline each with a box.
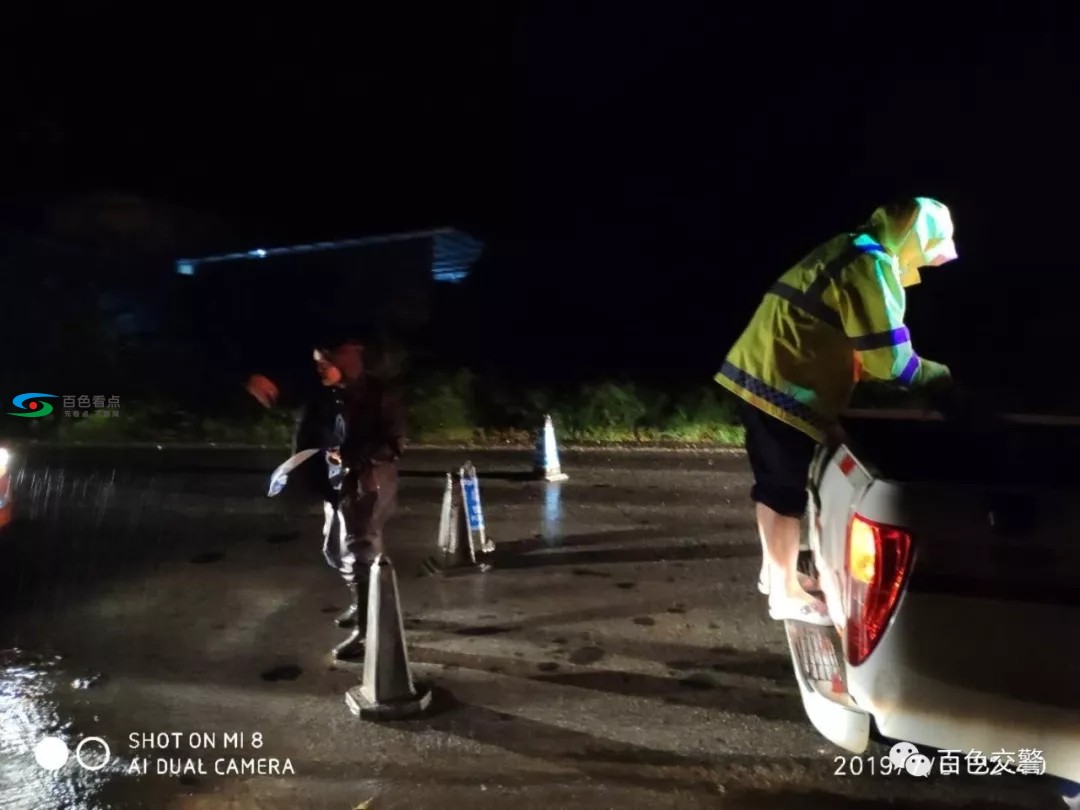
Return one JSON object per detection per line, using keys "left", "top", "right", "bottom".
{"left": 33, "top": 737, "right": 69, "bottom": 771}
{"left": 33, "top": 736, "right": 111, "bottom": 772}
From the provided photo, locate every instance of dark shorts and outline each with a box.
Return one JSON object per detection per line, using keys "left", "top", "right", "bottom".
{"left": 740, "top": 401, "right": 819, "bottom": 518}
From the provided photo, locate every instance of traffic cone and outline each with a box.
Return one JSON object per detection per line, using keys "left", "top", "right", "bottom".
{"left": 456, "top": 483, "right": 480, "bottom": 566}
{"left": 460, "top": 462, "right": 494, "bottom": 555}
{"left": 534, "top": 414, "right": 569, "bottom": 481}
{"left": 430, "top": 471, "right": 475, "bottom": 568}
{"left": 421, "top": 468, "right": 455, "bottom": 570}
{"left": 421, "top": 473, "right": 461, "bottom": 575}
{"left": 437, "top": 473, "right": 457, "bottom": 558}
{"left": 345, "top": 555, "right": 433, "bottom": 720}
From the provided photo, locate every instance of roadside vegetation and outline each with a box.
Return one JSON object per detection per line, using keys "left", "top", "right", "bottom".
{"left": 43, "top": 374, "right": 747, "bottom": 448}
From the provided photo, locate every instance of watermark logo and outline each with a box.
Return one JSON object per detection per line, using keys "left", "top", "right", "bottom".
{"left": 31, "top": 730, "right": 295, "bottom": 778}
{"left": 33, "top": 735, "right": 110, "bottom": 772}
{"left": 890, "top": 742, "right": 934, "bottom": 776}
{"left": 888, "top": 741, "right": 1049, "bottom": 777}
{"left": 7, "top": 393, "right": 58, "bottom": 418}
{"left": 62, "top": 395, "right": 121, "bottom": 418}
{"left": 5, "top": 394, "right": 122, "bottom": 418}
{"left": 837, "top": 741, "right": 1048, "bottom": 778}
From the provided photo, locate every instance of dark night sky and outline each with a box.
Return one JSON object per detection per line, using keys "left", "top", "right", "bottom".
{"left": 3, "top": 3, "right": 1080, "bottom": 401}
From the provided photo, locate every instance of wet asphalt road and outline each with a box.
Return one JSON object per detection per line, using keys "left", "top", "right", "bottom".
{"left": 0, "top": 446, "right": 1067, "bottom": 809}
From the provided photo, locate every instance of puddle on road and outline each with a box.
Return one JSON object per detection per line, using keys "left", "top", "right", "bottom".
{"left": 541, "top": 481, "right": 563, "bottom": 543}
{"left": 0, "top": 648, "right": 181, "bottom": 810}
{"left": 568, "top": 646, "right": 605, "bottom": 665}
{"left": 260, "top": 664, "right": 303, "bottom": 682}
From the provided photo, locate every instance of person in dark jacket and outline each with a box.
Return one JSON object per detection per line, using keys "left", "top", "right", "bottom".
{"left": 247, "top": 338, "right": 406, "bottom": 661}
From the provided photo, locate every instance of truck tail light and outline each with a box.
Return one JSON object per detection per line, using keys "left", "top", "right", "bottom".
{"left": 844, "top": 514, "right": 913, "bottom": 666}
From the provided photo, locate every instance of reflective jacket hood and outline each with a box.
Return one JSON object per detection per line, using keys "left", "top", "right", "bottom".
{"left": 864, "top": 197, "right": 958, "bottom": 286}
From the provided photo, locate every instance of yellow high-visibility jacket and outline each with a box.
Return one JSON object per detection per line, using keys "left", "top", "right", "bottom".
{"left": 716, "top": 200, "right": 955, "bottom": 442}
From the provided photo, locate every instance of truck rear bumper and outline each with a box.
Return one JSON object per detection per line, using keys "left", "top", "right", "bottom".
{"left": 785, "top": 620, "right": 871, "bottom": 754}
{"left": 862, "top": 674, "right": 1080, "bottom": 782}
{"left": 785, "top": 613, "right": 1080, "bottom": 782}
{"left": 848, "top": 599, "right": 1080, "bottom": 783}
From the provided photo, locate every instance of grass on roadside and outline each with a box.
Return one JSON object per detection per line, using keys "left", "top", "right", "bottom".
{"left": 47, "top": 375, "right": 747, "bottom": 448}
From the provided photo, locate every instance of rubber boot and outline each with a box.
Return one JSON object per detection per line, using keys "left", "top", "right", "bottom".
{"left": 335, "top": 583, "right": 360, "bottom": 628}
{"left": 332, "top": 582, "right": 366, "bottom": 661}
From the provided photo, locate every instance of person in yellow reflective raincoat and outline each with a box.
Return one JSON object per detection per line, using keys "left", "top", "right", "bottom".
{"left": 716, "top": 197, "right": 958, "bottom": 625}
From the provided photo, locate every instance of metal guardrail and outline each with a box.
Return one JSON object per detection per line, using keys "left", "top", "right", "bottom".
{"left": 842, "top": 408, "right": 1080, "bottom": 427}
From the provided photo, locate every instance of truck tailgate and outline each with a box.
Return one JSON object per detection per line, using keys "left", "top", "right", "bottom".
{"left": 883, "top": 482, "right": 1080, "bottom": 705}
{"left": 839, "top": 412, "right": 1080, "bottom": 728}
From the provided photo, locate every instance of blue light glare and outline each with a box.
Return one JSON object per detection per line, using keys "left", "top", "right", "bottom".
{"left": 174, "top": 228, "right": 483, "bottom": 282}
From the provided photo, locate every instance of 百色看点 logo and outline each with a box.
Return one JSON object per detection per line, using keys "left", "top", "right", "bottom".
{"left": 6, "top": 393, "right": 58, "bottom": 418}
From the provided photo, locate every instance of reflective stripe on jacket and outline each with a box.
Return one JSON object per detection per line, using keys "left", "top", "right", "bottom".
{"left": 716, "top": 232, "right": 949, "bottom": 442}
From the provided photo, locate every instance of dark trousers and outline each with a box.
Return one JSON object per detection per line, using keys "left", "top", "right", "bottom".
{"left": 321, "top": 466, "right": 398, "bottom": 586}
{"left": 740, "top": 401, "right": 819, "bottom": 519}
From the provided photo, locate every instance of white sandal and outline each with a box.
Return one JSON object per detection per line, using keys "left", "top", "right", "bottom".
{"left": 758, "top": 569, "right": 819, "bottom": 595}
{"left": 768, "top": 597, "right": 833, "bottom": 626}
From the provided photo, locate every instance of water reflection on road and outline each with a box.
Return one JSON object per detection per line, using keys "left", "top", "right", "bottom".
{"left": 0, "top": 648, "right": 114, "bottom": 810}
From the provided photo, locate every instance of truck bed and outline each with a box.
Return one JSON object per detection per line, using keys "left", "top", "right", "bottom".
{"left": 839, "top": 409, "right": 1080, "bottom": 486}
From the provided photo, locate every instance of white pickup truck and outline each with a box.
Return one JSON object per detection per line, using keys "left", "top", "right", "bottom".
{"left": 788, "top": 408, "right": 1080, "bottom": 805}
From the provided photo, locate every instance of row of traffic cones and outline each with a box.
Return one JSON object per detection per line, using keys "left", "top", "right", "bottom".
{"left": 422, "top": 414, "right": 568, "bottom": 575}
{"left": 344, "top": 415, "right": 570, "bottom": 720}
{"left": 430, "top": 462, "right": 495, "bottom": 572}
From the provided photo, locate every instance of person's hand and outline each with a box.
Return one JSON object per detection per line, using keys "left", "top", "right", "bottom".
{"left": 326, "top": 449, "right": 342, "bottom": 465}
{"left": 245, "top": 374, "right": 279, "bottom": 409}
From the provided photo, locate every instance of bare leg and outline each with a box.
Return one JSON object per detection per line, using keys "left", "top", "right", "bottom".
{"left": 756, "top": 503, "right": 822, "bottom": 608}
{"left": 757, "top": 518, "right": 770, "bottom": 588}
